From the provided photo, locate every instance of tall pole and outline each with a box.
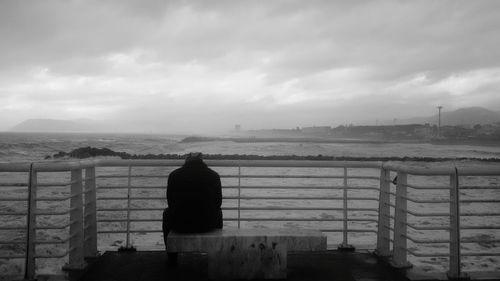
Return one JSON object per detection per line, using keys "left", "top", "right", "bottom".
{"left": 437, "top": 106, "right": 443, "bottom": 137}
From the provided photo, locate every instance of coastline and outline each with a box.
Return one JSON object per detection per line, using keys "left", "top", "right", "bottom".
{"left": 182, "top": 136, "right": 500, "bottom": 147}
{"left": 47, "top": 146, "right": 500, "bottom": 162}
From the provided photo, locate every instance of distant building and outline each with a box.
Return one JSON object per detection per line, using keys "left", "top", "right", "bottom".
{"left": 234, "top": 124, "right": 241, "bottom": 131}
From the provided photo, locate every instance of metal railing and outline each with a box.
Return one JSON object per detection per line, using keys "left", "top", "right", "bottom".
{"left": 1, "top": 159, "right": 499, "bottom": 280}
{"left": 378, "top": 162, "right": 500, "bottom": 279}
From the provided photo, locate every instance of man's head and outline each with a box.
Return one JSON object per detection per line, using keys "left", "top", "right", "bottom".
{"left": 185, "top": 152, "right": 203, "bottom": 163}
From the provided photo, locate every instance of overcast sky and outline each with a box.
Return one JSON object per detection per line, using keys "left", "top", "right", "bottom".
{"left": 1, "top": 0, "right": 500, "bottom": 133}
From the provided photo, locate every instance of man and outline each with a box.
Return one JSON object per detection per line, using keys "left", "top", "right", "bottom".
{"left": 162, "top": 152, "right": 223, "bottom": 253}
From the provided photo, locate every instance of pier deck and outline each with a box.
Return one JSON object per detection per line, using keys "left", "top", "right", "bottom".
{"left": 78, "top": 250, "right": 411, "bottom": 281}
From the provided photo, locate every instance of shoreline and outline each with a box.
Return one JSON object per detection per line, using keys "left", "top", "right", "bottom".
{"left": 182, "top": 136, "right": 500, "bottom": 147}
{"left": 48, "top": 146, "right": 500, "bottom": 162}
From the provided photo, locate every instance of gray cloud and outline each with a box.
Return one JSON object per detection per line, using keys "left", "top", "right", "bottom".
{"left": 1, "top": 0, "right": 499, "bottom": 132}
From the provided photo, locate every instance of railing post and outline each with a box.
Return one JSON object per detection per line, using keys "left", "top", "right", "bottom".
{"left": 119, "top": 165, "right": 136, "bottom": 251}
{"left": 376, "top": 167, "right": 391, "bottom": 257}
{"left": 448, "top": 168, "right": 467, "bottom": 279}
{"left": 338, "top": 166, "right": 354, "bottom": 250}
{"left": 237, "top": 166, "right": 241, "bottom": 229}
{"left": 84, "top": 167, "right": 98, "bottom": 259}
{"left": 391, "top": 172, "right": 411, "bottom": 268}
{"left": 24, "top": 164, "right": 37, "bottom": 280}
{"left": 64, "top": 169, "right": 85, "bottom": 271}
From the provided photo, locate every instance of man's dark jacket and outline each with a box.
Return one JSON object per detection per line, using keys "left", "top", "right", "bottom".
{"left": 164, "top": 159, "right": 223, "bottom": 233}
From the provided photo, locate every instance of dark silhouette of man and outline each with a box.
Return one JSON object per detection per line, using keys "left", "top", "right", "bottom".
{"left": 162, "top": 152, "right": 223, "bottom": 256}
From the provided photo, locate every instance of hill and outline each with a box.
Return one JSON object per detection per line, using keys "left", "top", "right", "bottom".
{"left": 9, "top": 118, "right": 172, "bottom": 133}
{"left": 400, "top": 107, "right": 500, "bottom": 126}
{"left": 10, "top": 119, "right": 93, "bottom": 132}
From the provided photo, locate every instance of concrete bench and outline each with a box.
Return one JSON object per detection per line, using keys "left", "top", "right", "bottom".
{"left": 166, "top": 228, "right": 327, "bottom": 279}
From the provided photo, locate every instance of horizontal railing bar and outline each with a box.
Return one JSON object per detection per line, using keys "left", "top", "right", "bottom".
{"left": 223, "top": 196, "right": 379, "bottom": 200}
{"left": 96, "top": 228, "right": 376, "bottom": 234}
{"left": 37, "top": 182, "right": 74, "bottom": 187}
{"left": 0, "top": 255, "right": 25, "bottom": 259}
{"left": 35, "top": 224, "right": 70, "bottom": 230}
{"left": 227, "top": 185, "right": 380, "bottom": 190}
{"left": 98, "top": 218, "right": 162, "bottom": 222}
{"left": 36, "top": 192, "right": 82, "bottom": 202}
{"left": 461, "top": 239, "right": 500, "bottom": 243}
{"left": 95, "top": 207, "right": 379, "bottom": 212}
{"left": 2, "top": 159, "right": 497, "bottom": 174}
{"left": 0, "top": 212, "right": 27, "bottom": 216}
{"left": 461, "top": 252, "right": 500, "bottom": 257}
{"left": 99, "top": 185, "right": 165, "bottom": 190}
{"left": 103, "top": 175, "right": 168, "bottom": 179}
{"left": 97, "top": 229, "right": 164, "bottom": 233}
{"left": 0, "top": 197, "right": 27, "bottom": 201}
{"left": 97, "top": 185, "right": 128, "bottom": 189}
{"left": 98, "top": 217, "right": 377, "bottom": 223}
{"left": 460, "top": 199, "right": 500, "bottom": 203}
{"left": 344, "top": 229, "right": 377, "bottom": 233}
{"left": 36, "top": 209, "right": 73, "bottom": 216}
{"left": 460, "top": 212, "right": 500, "bottom": 216}
{"left": 0, "top": 160, "right": 95, "bottom": 172}
{"left": 227, "top": 218, "right": 377, "bottom": 222}
{"left": 96, "top": 185, "right": 381, "bottom": 191}
{"left": 406, "top": 248, "right": 449, "bottom": 257}
{"left": 406, "top": 210, "right": 450, "bottom": 217}
{"left": 406, "top": 223, "right": 449, "bottom": 231}
{"left": 0, "top": 162, "right": 31, "bottom": 171}
{"left": 98, "top": 195, "right": 381, "bottom": 201}
{"left": 35, "top": 250, "right": 69, "bottom": 258}
{"left": 98, "top": 159, "right": 383, "bottom": 168}
{"left": 97, "top": 175, "right": 130, "bottom": 179}
{"left": 0, "top": 226, "right": 26, "bottom": 230}
{"left": 0, "top": 241, "right": 25, "bottom": 245}
{"left": 97, "top": 196, "right": 165, "bottom": 200}
{"left": 402, "top": 196, "right": 450, "bottom": 204}
{"left": 403, "top": 234, "right": 449, "bottom": 244}
{"left": 384, "top": 162, "right": 500, "bottom": 175}
{"left": 317, "top": 229, "right": 377, "bottom": 233}
{"left": 35, "top": 238, "right": 69, "bottom": 244}
{"left": 97, "top": 174, "right": 377, "bottom": 180}
{"left": 224, "top": 207, "right": 379, "bottom": 212}
{"left": 0, "top": 183, "right": 27, "bottom": 187}
{"left": 460, "top": 186, "right": 500, "bottom": 190}
{"left": 97, "top": 208, "right": 164, "bottom": 212}
{"left": 461, "top": 226, "right": 500, "bottom": 230}
{"left": 226, "top": 175, "right": 349, "bottom": 179}
{"left": 405, "top": 183, "right": 451, "bottom": 190}
{"left": 35, "top": 160, "right": 96, "bottom": 172}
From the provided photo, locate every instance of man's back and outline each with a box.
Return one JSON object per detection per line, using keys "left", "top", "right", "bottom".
{"left": 166, "top": 155, "right": 222, "bottom": 232}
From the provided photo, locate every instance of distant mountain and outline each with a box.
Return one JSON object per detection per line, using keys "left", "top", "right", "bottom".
{"left": 9, "top": 118, "right": 163, "bottom": 133}
{"left": 10, "top": 119, "right": 94, "bottom": 132}
{"left": 399, "top": 107, "right": 500, "bottom": 126}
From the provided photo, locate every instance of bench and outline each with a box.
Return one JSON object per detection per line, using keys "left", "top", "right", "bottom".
{"left": 166, "top": 228, "right": 327, "bottom": 279}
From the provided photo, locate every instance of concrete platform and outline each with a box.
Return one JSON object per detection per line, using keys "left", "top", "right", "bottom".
{"left": 78, "top": 250, "right": 409, "bottom": 281}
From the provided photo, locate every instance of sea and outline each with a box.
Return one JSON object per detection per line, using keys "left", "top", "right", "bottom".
{"left": 2, "top": 132, "right": 500, "bottom": 162}
{"left": 0, "top": 132, "right": 499, "bottom": 276}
